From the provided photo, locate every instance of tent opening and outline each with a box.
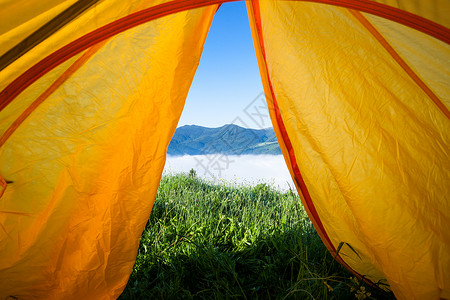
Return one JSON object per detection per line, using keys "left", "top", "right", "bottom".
{"left": 0, "top": 1, "right": 448, "bottom": 299}
{"left": 164, "top": 2, "right": 293, "bottom": 189}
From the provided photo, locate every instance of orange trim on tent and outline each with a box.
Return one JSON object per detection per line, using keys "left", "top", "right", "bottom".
{"left": 249, "top": 1, "right": 327, "bottom": 244}
{"left": 306, "top": 0, "right": 450, "bottom": 44}
{"left": 249, "top": 0, "right": 374, "bottom": 286}
{"left": 0, "top": 0, "right": 445, "bottom": 293}
{"left": 0, "top": 41, "right": 107, "bottom": 149}
{"left": 1, "top": 0, "right": 448, "bottom": 113}
{"left": 0, "top": 0, "right": 100, "bottom": 72}
{"left": 0, "top": 175, "right": 7, "bottom": 198}
{"left": 0, "top": 0, "right": 445, "bottom": 271}
{"left": 350, "top": 10, "right": 450, "bottom": 119}
{"left": 0, "top": 0, "right": 238, "bottom": 112}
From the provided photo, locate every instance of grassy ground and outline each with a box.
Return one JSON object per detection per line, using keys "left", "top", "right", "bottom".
{"left": 120, "top": 172, "right": 395, "bottom": 299}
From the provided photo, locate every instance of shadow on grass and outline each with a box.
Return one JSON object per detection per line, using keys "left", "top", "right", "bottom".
{"left": 120, "top": 224, "right": 394, "bottom": 299}
{"left": 120, "top": 174, "right": 395, "bottom": 299}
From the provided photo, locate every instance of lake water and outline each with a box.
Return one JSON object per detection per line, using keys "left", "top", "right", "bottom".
{"left": 164, "top": 154, "right": 295, "bottom": 191}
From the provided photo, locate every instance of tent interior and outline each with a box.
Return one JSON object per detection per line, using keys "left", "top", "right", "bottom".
{"left": 0, "top": 0, "right": 449, "bottom": 299}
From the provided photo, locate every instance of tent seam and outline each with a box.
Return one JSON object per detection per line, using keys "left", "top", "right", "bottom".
{"left": 249, "top": 0, "right": 378, "bottom": 287}
{"left": 1, "top": 0, "right": 448, "bottom": 112}
{"left": 349, "top": 9, "right": 450, "bottom": 120}
{"left": 0, "top": 40, "right": 108, "bottom": 149}
{"left": 297, "top": 0, "right": 450, "bottom": 44}
{"left": 0, "top": 0, "right": 101, "bottom": 72}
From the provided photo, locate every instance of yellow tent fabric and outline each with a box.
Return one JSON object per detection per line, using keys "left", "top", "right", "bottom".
{"left": 247, "top": 1, "right": 450, "bottom": 299}
{"left": 0, "top": 1, "right": 218, "bottom": 298}
{"left": 0, "top": 0, "right": 449, "bottom": 299}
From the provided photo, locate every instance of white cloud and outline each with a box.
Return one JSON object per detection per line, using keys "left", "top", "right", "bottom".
{"left": 164, "top": 155, "right": 295, "bottom": 191}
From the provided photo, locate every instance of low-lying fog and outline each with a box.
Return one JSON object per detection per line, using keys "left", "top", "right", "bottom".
{"left": 164, "top": 154, "right": 295, "bottom": 191}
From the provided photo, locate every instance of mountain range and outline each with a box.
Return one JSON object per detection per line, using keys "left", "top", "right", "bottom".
{"left": 167, "top": 124, "right": 282, "bottom": 156}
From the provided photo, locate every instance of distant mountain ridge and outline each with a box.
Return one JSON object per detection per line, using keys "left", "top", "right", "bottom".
{"left": 167, "top": 124, "right": 282, "bottom": 156}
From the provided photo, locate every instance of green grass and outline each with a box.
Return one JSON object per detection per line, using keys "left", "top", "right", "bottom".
{"left": 120, "top": 172, "right": 395, "bottom": 299}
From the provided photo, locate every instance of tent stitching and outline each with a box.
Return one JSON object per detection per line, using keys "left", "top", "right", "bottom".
{"left": 1, "top": 0, "right": 449, "bottom": 112}
{"left": 250, "top": 0, "right": 377, "bottom": 287}
{"left": 350, "top": 10, "right": 450, "bottom": 119}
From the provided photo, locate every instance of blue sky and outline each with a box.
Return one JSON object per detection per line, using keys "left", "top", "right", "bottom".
{"left": 177, "top": 1, "right": 267, "bottom": 129}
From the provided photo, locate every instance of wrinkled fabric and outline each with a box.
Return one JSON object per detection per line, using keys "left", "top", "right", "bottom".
{"left": 0, "top": 1, "right": 217, "bottom": 298}
{"left": 247, "top": 1, "right": 449, "bottom": 299}
{"left": 0, "top": 0, "right": 449, "bottom": 299}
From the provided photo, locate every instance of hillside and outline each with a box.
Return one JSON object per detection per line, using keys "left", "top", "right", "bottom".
{"left": 167, "top": 124, "right": 282, "bottom": 156}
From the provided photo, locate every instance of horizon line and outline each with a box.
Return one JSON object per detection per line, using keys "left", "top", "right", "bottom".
{"left": 177, "top": 123, "right": 274, "bottom": 130}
